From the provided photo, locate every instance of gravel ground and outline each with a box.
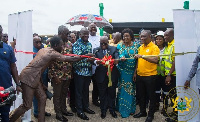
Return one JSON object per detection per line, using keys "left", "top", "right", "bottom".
{"left": 30, "top": 84, "right": 166, "bottom": 122}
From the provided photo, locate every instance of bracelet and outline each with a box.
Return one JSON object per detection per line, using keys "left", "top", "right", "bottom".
{"left": 167, "top": 73, "right": 171, "bottom": 76}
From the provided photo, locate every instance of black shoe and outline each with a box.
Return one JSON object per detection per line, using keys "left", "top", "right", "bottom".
{"left": 146, "top": 103, "right": 149, "bottom": 108}
{"left": 34, "top": 114, "right": 38, "bottom": 118}
{"left": 155, "top": 103, "right": 160, "bottom": 111}
{"left": 45, "top": 112, "right": 51, "bottom": 116}
{"left": 110, "top": 111, "right": 117, "bottom": 118}
{"left": 84, "top": 108, "right": 95, "bottom": 114}
{"left": 77, "top": 113, "right": 89, "bottom": 120}
{"left": 145, "top": 116, "right": 154, "bottom": 122}
{"left": 101, "top": 112, "right": 106, "bottom": 119}
{"left": 165, "top": 117, "right": 176, "bottom": 122}
{"left": 56, "top": 115, "right": 68, "bottom": 122}
{"left": 136, "top": 100, "right": 139, "bottom": 105}
{"left": 34, "top": 112, "right": 51, "bottom": 118}
{"left": 70, "top": 106, "right": 77, "bottom": 113}
{"left": 161, "top": 108, "right": 168, "bottom": 117}
{"left": 93, "top": 101, "right": 100, "bottom": 107}
{"left": 133, "top": 112, "right": 147, "bottom": 118}
{"left": 62, "top": 111, "right": 74, "bottom": 116}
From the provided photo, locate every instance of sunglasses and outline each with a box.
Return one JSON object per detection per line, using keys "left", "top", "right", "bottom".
{"left": 34, "top": 41, "right": 42, "bottom": 44}
{"left": 100, "top": 42, "right": 108, "bottom": 46}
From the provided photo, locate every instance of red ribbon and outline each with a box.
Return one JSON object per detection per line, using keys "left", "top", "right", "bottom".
{"left": 14, "top": 49, "right": 100, "bottom": 59}
{"left": 15, "top": 49, "right": 37, "bottom": 55}
{"left": 64, "top": 53, "right": 101, "bottom": 60}
{"left": 14, "top": 49, "right": 115, "bottom": 86}
{"left": 14, "top": 50, "right": 114, "bottom": 68}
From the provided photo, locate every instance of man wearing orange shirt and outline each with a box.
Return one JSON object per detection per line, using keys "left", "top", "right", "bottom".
{"left": 133, "top": 30, "right": 160, "bottom": 122}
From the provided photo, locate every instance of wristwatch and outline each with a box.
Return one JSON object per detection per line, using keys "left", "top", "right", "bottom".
{"left": 16, "top": 82, "right": 21, "bottom": 86}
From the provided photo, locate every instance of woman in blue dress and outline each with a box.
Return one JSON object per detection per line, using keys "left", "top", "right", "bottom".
{"left": 116, "top": 28, "right": 140, "bottom": 118}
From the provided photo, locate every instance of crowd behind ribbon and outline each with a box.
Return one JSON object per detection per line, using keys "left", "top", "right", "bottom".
{"left": 0, "top": 23, "right": 183, "bottom": 122}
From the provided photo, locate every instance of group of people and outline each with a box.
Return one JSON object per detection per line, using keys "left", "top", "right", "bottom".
{"left": 1, "top": 22, "right": 199, "bottom": 122}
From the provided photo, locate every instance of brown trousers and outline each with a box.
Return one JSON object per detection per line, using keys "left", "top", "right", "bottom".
{"left": 52, "top": 80, "right": 70, "bottom": 117}
{"left": 10, "top": 82, "right": 47, "bottom": 122}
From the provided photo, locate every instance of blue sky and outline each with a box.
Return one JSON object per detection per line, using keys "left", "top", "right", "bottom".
{"left": 0, "top": 0, "right": 200, "bottom": 35}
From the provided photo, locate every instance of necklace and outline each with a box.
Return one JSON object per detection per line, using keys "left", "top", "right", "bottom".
{"left": 125, "top": 41, "right": 132, "bottom": 47}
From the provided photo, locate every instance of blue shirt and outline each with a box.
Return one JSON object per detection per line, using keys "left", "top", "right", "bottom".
{"left": 0, "top": 42, "right": 17, "bottom": 88}
{"left": 33, "top": 45, "right": 44, "bottom": 58}
{"left": 187, "top": 46, "right": 200, "bottom": 87}
{"left": 33, "top": 44, "right": 48, "bottom": 86}
{"left": 73, "top": 39, "right": 92, "bottom": 76}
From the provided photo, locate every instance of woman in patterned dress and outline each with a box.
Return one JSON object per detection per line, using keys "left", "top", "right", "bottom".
{"left": 116, "top": 28, "right": 140, "bottom": 118}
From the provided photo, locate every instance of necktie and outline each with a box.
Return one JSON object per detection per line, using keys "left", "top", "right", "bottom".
{"left": 103, "top": 50, "right": 106, "bottom": 56}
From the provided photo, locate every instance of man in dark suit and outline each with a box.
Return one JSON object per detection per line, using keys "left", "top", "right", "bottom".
{"left": 93, "top": 36, "right": 119, "bottom": 119}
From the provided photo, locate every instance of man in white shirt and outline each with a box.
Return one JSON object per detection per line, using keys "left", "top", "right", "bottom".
{"left": 88, "top": 23, "right": 100, "bottom": 107}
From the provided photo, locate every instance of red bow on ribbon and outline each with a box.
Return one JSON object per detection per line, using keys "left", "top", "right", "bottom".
{"left": 101, "top": 55, "right": 114, "bottom": 87}
{"left": 101, "top": 55, "right": 114, "bottom": 72}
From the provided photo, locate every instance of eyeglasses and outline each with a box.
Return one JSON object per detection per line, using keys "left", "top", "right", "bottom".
{"left": 100, "top": 42, "right": 108, "bottom": 46}
{"left": 123, "top": 36, "right": 130, "bottom": 39}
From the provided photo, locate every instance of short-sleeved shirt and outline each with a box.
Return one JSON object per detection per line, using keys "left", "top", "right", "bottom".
{"left": 0, "top": 42, "right": 17, "bottom": 88}
{"left": 48, "top": 41, "right": 73, "bottom": 81}
{"left": 137, "top": 41, "right": 160, "bottom": 76}
{"left": 73, "top": 39, "right": 93, "bottom": 76}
